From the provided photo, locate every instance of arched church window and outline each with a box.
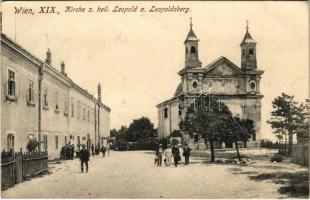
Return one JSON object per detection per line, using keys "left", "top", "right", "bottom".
{"left": 249, "top": 49, "right": 254, "bottom": 55}
{"left": 164, "top": 108, "right": 168, "bottom": 118}
{"left": 192, "top": 81, "right": 198, "bottom": 89}
{"left": 190, "top": 46, "right": 196, "bottom": 53}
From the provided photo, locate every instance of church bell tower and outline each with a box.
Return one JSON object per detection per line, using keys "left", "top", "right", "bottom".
{"left": 240, "top": 21, "right": 257, "bottom": 71}
{"left": 184, "top": 18, "right": 201, "bottom": 69}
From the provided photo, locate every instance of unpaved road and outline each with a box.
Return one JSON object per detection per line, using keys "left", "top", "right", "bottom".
{"left": 2, "top": 151, "right": 306, "bottom": 198}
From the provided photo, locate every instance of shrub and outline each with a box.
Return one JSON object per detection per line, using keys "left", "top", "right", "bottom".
{"left": 271, "top": 154, "right": 283, "bottom": 162}
{"left": 26, "top": 139, "right": 39, "bottom": 152}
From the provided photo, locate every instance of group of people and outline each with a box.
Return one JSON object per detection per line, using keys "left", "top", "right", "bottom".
{"left": 91, "top": 143, "right": 110, "bottom": 158}
{"left": 60, "top": 143, "right": 75, "bottom": 160}
{"left": 79, "top": 143, "right": 111, "bottom": 173}
{"left": 155, "top": 143, "right": 191, "bottom": 167}
{"left": 60, "top": 142, "right": 111, "bottom": 173}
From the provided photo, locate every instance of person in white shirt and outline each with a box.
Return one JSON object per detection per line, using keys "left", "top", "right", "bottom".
{"left": 163, "top": 144, "right": 173, "bottom": 166}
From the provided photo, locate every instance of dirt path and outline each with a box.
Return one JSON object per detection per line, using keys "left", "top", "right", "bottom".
{"left": 2, "top": 151, "right": 305, "bottom": 198}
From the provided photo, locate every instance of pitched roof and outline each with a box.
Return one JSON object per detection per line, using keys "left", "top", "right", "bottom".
{"left": 174, "top": 83, "right": 182, "bottom": 96}
{"left": 240, "top": 30, "right": 256, "bottom": 45}
{"left": 184, "top": 27, "right": 199, "bottom": 43}
{"left": 203, "top": 56, "right": 243, "bottom": 74}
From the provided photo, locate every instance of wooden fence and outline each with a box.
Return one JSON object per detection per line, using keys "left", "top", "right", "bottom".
{"left": 291, "top": 144, "right": 309, "bottom": 166}
{"left": 1, "top": 151, "right": 48, "bottom": 191}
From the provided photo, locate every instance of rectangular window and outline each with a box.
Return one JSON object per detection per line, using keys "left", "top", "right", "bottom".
{"left": 87, "top": 107, "right": 90, "bottom": 122}
{"left": 27, "top": 79, "right": 35, "bottom": 104}
{"left": 8, "top": 69, "right": 16, "bottom": 97}
{"left": 77, "top": 136, "right": 80, "bottom": 144}
{"left": 64, "top": 96, "right": 69, "bottom": 116}
{"left": 164, "top": 108, "right": 168, "bottom": 118}
{"left": 7, "top": 134, "right": 15, "bottom": 152}
{"left": 43, "top": 135, "right": 48, "bottom": 152}
{"left": 71, "top": 98, "right": 74, "bottom": 117}
{"left": 83, "top": 105, "right": 86, "bottom": 121}
{"left": 43, "top": 87, "right": 48, "bottom": 108}
{"left": 55, "top": 135, "right": 59, "bottom": 149}
{"left": 55, "top": 92, "right": 59, "bottom": 111}
{"left": 77, "top": 101, "right": 80, "bottom": 119}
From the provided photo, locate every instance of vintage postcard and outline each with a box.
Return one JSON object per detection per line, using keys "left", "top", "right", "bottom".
{"left": 0, "top": 1, "right": 309, "bottom": 199}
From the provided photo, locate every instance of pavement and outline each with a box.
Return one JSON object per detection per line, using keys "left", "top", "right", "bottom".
{"left": 1, "top": 150, "right": 307, "bottom": 198}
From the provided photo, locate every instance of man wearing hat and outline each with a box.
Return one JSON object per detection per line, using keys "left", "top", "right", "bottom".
{"left": 156, "top": 144, "right": 163, "bottom": 166}
{"left": 80, "top": 144, "right": 90, "bottom": 173}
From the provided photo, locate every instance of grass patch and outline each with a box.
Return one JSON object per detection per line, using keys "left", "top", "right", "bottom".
{"left": 249, "top": 171, "right": 309, "bottom": 198}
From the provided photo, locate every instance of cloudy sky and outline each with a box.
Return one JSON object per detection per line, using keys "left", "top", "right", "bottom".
{"left": 2, "top": 1, "right": 309, "bottom": 140}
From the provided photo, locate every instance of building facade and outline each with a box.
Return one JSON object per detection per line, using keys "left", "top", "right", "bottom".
{"left": 157, "top": 21, "right": 264, "bottom": 147}
{"left": 1, "top": 33, "right": 111, "bottom": 159}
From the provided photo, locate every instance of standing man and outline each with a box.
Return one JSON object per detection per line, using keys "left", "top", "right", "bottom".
{"left": 80, "top": 144, "right": 90, "bottom": 173}
{"left": 91, "top": 144, "right": 95, "bottom": 157}
{"left": 101, "top": 145, "right": 106, "bottom": 158}
{"left": 156, "top": 144, "right": 163, "bottom": 166}
{"left": 183, "top": 143, "right": 192, "bottom": 165}
{"left": 172, "top": 144, "right": 180, "bottom": 167}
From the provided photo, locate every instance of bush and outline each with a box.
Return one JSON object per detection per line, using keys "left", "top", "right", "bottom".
{"left": 271, "top": 154, "right": 283, "bottom": 162}
{"left": 26, "top": 139, "right": 39, "bottom": 152}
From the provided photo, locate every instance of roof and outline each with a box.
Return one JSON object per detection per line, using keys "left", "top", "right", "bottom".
{"left": 240, "top": 30, "right": 256, "bottom": 45}
{"left": 174, "top": 83, "right": 182, "bottom": 96}
{"left": 184, "top": 27, "right": 199, "bottom": 43}
{"left": 1, "top": 33, "right": 111, "bottom": 111}
{"left": 203, "top": 56, "right": 244, "bottom": 75}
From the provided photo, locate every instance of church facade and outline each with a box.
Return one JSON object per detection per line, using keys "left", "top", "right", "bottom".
{"left": 156, "top": 21, "right": 264, "bottom": 147}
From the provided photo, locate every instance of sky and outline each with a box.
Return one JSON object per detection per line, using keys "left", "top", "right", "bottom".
{"left": 2, "top": 1, "right": 309, "bottom": 140}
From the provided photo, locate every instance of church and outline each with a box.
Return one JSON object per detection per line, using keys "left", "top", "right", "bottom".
{"left": 156, "top": 20, "right": 264, "bottom": 147}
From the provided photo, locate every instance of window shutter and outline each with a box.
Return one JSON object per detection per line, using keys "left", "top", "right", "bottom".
{"left": 17, "top": 80, "right": 20, "bottom": 99}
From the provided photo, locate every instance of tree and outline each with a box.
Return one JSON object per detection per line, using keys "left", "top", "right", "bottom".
{"left": 267, "top": 93, "right": 306, "bottom": 155}
{"left": 237, "top": 118, "right": 255, "bottom": 148}
{"left": 110, "top": 128, "right": 118, "bottom": 138}
{"left": 297, "top": 99, "right": 310, "bottom": 143}
{"left": 180, "top": 95, "right": 233, "bottom": 162}
{"left": 126, "top": 117, "right": 156, "bottom": 142}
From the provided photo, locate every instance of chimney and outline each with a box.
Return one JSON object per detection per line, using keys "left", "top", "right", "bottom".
{"left": 98, "top": 83, "right": 102, "bottom": 103}
{"left": 61, "top": 61, "right": 67, "bottom": 76}
{"left": 45, "top": 48, "right": 51, "bottom": 65}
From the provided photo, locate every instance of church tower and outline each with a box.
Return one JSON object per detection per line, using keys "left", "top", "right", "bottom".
{"left": 184, "top": 18, "right": 201, "bottom": 69}
{"left": 240, "top": 21, "right": 257, "bottom": 71}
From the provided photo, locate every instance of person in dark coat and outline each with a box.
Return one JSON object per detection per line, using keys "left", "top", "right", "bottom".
{"left": 70, "top": 144, "right": 75, "bottom": 159}
{"left": 156, "top": 144, "right": 163, "bottom": 167}
{"left": 91, "top": 144, "right": 95, "bottom": 157}
{"left": 183, "top": 143, "right": 192, "bottom": 165}
{"left": 95, "top": 144, "right": 100, "bottom": 155}
{"left": 60, "top": 146, "right": 65, "bottom": 159}
{"left": 66, "top": 144, "right": 71, "bottom": 160}
{"left": 172, "top": 144, "right": 180, "bottom": 167}
{"left": 100, "top": 145, "right": 106, "bottom": 158}
{"left": 80, "top": 144, "right": 90, "bottom": 173}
